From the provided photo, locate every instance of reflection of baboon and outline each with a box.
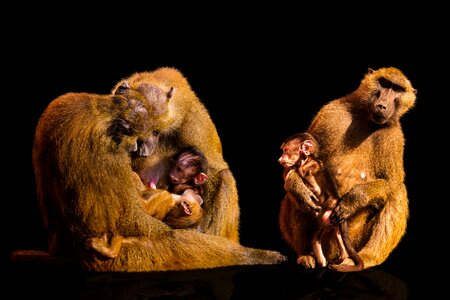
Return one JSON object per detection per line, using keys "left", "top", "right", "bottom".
{"left": 112, "top": 67, "right": 241, "bottom": 241}
{"left": 279, "top": 132, "right": 363, "bottom": 272}
{"left": 31, "top": 91, "right": 286, "bottom": 271}
{"left": 279, "top": 67, "right": 416, "bottom": 269}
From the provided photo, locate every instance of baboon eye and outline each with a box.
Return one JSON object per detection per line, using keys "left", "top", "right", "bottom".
{"left": 374, "top": 90, "right": 381, "bottom": 98}
{"left": 392, "top": 85, "right": 405, "bottom": 92}
{"left": 378, "top": 77, "right": 392, "bottom": 89}
{"left": 115, "top": 82, "right": 130, "bottom": 95}
{"left": 378, "top": 77, "right": 405, "bottom": 92}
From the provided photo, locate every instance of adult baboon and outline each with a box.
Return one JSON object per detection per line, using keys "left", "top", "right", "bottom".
{"left": 112, "top": 67, "right": 240, "bottom": 241}
{"left": 29, "top": 90, "right": 285, "bottom": 271}
{"left": 280, "top": 67, "right": 416, "bottom": 269}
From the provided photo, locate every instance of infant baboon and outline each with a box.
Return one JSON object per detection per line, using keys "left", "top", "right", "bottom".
{"left": 162, "top": 146, "right": 208, "bottom": 228}
{"left": 141, "top": 146, "right": 208, "bottom": 229}
{"left": 88, "top": 146, "right": 209, "bottom": 258}
{"left": 279, "top": 132, "right": 363, "bottom": 272}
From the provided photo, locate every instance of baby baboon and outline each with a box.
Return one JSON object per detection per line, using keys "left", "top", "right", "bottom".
{"left": 138, "top": 146, "right": 208, "bottom": 229}
{"left": 167, "top": 146, "right": 208, "bottom": 196}
{"left": 280, "top": 67, "right": 416, "bottom": 269}
{"left": 87, "top": 146, "right": 209, "bottom": 259}
{"left": 162, "top": 146, "right": 208, "bottom": 228}
{"left": 279, "top": 132, "right": 363, "bottom": 272}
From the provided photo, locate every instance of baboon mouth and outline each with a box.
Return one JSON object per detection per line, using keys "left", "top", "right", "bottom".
{"left": 371, "top": 113, "right": 387, "bottom": 124}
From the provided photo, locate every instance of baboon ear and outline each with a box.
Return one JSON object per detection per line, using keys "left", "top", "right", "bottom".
{"left": 194, "top": 172, "right": 208, "bottom": 185}
{"left": 302, "top": 140, "right": 314, "bottom": 156}
{"left": 114, "top": 81, "right": 130, "bottom": 95}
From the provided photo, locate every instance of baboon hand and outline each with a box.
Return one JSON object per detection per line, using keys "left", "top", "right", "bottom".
{"left": 329, "top": 204, "right": 351, "bottom": 225}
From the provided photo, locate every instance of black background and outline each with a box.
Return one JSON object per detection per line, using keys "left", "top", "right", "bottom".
{"left": 3, "top": 6, "right": 447, "bottom": 299}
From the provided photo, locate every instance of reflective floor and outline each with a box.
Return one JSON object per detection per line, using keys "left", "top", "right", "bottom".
{"left": 6, "top": 259, "right": 414, "bottom": 300}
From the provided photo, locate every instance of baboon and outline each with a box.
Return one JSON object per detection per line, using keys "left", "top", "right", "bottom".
{"left": 28, "top": 91, "right": 286, "bottom": 271}
{"left": 112, "top": 67, "right": 240, "bottom": 241}
{"left": 138, "top": 146, "right": 208, "bottom": 229}
{"left": 33, "top": 91, "right": 157, "bottom": 258}
{"left": 162, "top": 146, "right": 208, "bottom": 228}
{"left": 279, "top": 132, "right": 363, "bottom": 272}
{"left": 87, "top": 146, "right": 209, "bottom": 260}
{"left": 279, "top": 67, "right": 416, "bottom": 269}
{"left": 167, "top": 146, "right": 208, "bottom": 196}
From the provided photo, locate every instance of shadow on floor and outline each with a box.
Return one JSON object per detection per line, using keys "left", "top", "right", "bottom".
{"left": 6, "top": 257, "right": 407, "bottom": 300}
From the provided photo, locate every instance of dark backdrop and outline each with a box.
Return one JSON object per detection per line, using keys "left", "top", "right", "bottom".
{"left": 3, "top": 9, "right": 446, "bottom": 299}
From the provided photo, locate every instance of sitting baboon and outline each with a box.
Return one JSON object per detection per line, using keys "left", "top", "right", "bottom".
{"left": 111, "top": 67, "right": 241, "bottom": 241}
{"left": 279, "top": 67, "right": 416, "bottom": 269}
{"left": 28, "top": 90, "right": 286, "bottom": 271}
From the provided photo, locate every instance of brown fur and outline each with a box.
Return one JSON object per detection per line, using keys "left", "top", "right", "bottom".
{"left": 28, "top": 90, "right": 286, "bottom": 271}
{"left": 279, "top": 132, "right": 363, "bottom": 272}
{"left": 86, "top": 171, "right": 205, "bottom": 259}
{"left": 112, "top": 67, "right": 240, "bottom": 241}
{"left": 279, "top": 67, "right": 416, "bottom": 269}
{"left": 137, "top": 183, "right": 202, "bottom": 227}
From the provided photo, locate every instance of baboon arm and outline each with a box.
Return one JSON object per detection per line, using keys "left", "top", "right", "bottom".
{"left": 201, "top": 169, "right": 240, "bottom": 242}
{"left": 284, "top": 170, "right": 310, "bottom": 199}
{"left": 284, "top": 170, "right": 321, "bottom": 213}
{"left": 331, "top": 179, "right": 389, "bottom": 224}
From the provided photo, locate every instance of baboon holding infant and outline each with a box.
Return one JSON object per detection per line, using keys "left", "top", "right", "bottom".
{"left": 279, "top": 67, "right": 416, "bottom": 270}
{"left": 29, "top": 67, "right": 286, "bottom": 272}
{"left": 112, "top": 68, "right": 242, "bottom": 241}
{"left": 279, "top": 132, "right": 363, "bottom": 272}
